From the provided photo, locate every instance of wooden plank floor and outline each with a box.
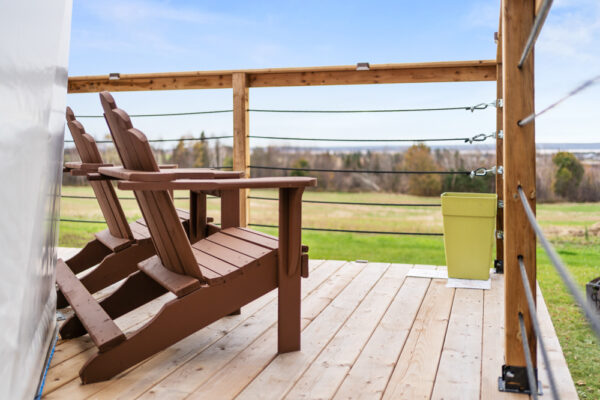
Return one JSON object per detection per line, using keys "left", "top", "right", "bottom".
{"left": 45, "top": 249, "right": 578, "bottom": 399}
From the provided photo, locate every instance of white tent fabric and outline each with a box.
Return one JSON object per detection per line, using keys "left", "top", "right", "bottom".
{"left": 0, "top": 1, "right": 72, "bottom": 398}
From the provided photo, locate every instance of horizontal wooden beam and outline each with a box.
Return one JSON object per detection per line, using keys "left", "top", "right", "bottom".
{"left": 68, "top": 60, "right": 496, "bottom": 93}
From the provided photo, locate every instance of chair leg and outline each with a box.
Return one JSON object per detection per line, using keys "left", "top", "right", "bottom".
{"left": 277, "top": 187, "right": 303, "bottom": 354}
{"left": 277, "top": 271, "right": 301, "bottom": 353}
{"left": 57, "top": 239, "right": 113, "bottom": 308}
{"left": 78, "top": 240, "right": 155, "bottom": 295}
{"left": 60, "top": 271, "right": 166, "bottom": 340}
{"left": 228, "top": 308, "right": 242, "bottom": 316}
{"left": 65, "top": 239, "right": 111, "bottom": 274}
{"left": 57, "top": 291, "right": 69, "bottom": 309}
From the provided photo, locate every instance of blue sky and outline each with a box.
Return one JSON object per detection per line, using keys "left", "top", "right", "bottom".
{"left": 66, "top": 0, "right": 600, "bottom": 146}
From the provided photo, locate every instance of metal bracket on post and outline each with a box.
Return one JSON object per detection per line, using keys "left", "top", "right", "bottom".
{"left": 496, "top": 98, "right": 503, "bottom": 108}
{"left": 470, "top": 165, "right": 503, "bottom": 179}
{"left": 498, "top": 365, "right": 542, "bottom": 395}
{"left": 494, "top": 259, "right": 504, "bottom": 274}
{"left": 496, "top": 129, "right": 504, "bottom": 139}
{"left": 495, "top": 197, "right": 504, "bottom": 274}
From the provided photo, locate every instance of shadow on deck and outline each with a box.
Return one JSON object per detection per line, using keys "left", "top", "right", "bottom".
{"left": 44, "top": 248, "right": 577, "bottom": 399}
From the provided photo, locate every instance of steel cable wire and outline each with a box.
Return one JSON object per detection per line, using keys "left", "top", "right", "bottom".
{"left": 518, "top": 256, "right": 560, "bottom": 400}
{"left": 518, "top": 186, "right": 600, "bottom": 339}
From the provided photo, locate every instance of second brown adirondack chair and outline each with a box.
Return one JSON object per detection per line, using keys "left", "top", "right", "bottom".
{"left": 58, "top": 108, "right": 242, "bottom": 311}
{"left": 59, "top": 107, "right": 169, "bottom": 309}
{"left": 55, "top": 94, "right": 316, "bottom": 383}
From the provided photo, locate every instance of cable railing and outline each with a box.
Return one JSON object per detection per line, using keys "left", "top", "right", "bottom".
{"left": 58, "top": 218, "right": 444, "bottom": 237}
{"left": 64, "top": 100, "right": 497, "bottom": 145}
{"left": 71, "top": 101, "right": 495, "bottom": 120}
{"left": 518, "top": 186, "right": 600, "bottom": 339}
{"left": 518, "top": 75, "right": 600, "bottom": 127}
{"left": 62, "top": 97, "right": 497, "bottom": 238}
{"left": 64, "top": 132, "right": 498, "bottom": 145}
{"left": 518, "top": 0, "right": 554, "bottom": 69}
{"left": 248, "top": 132, "right": 496, "bottom": 144}
{"left": 61, "top": 193, "right": 441, "bottom": 207}
{"left": 60, "top": 157, "right": 497, "bottom": 235}
{"left": 517, "top": 312, "right": 539, "bottom": 399}
{"left": 248, "top": 196, "right": 441, "bottom": 207}
{"left": 248, "top": 224, "right": 443, "bottom": 236}
{"left": 248, "top": 165, "right": 475, "bottom": 175}
{"left": 515, "top": 186, "right": 600, "bottom": 400}
{"left": 64, "top": 135, "right": 234, "bottom": 144}
{"left": 518, "top": 256, "right": 559, "bottom": 400}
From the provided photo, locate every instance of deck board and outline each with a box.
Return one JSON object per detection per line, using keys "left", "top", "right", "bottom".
{"left": 430, "top": 288, "right": 484, "bottom": 399}
{"left": 138, "top": 260, "right": 347, "bottom": 400}
{"left": 286, "top": 264, "right": 410, "bottom": 400}
{"left": 381, "top": 278, "right": 455, "bottom": 400}
{"left": 481, "top": 273, "right": 523, "bottom": 400}
{"left": 332, "top": 274, "right": 430, "bottom": 399}
{"left": 185, "top": 261, "right": 368, "bottom": 400}
{"left": 45, "top": 250, "right": 578, "bottom": 399}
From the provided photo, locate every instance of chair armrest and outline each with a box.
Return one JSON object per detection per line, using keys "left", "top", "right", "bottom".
{"left": 117, "top": 177, "right": 317, "bottom": 191}
{"left": 64, "top": 162, "right": 113, "bottom": 175}
{"left": 99, "top": 166, "right": 244, "bottom": 182}
{"left": 87, "top": 172, "right": 115, "bottom": 181}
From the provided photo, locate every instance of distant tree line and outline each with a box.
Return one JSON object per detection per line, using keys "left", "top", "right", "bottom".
{"left": 63, "top": 133, "right": 600, "bottom": 202}
{"left": 537, "top": 151, "right": 600, "bottom": 203}
{"left": 250, "top": 143, "right": 496, "bottom": 196}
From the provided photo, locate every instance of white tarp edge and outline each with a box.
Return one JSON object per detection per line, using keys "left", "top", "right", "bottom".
{"left": 0, "top": 1, "right": 72, "bottom": 398}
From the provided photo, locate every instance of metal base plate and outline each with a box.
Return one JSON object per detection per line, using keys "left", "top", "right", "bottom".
{"left": 494, "top": 259, "right": 504, "bottom": 274}
{"left": 498, "top": 377, "right": 543, "bottom": 395}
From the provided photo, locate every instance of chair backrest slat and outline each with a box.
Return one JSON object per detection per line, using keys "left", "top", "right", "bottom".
{"left": 99, "top": 94, "right": 202, "bottom": 280}
{"left": 66, "top": 107, "right": 133, "bottom": 240}
{"left": 99, "top": 92, "right": 159, "bottom": 172}
{"left": 97, "top": 92, "right": 130, "bottom": 168}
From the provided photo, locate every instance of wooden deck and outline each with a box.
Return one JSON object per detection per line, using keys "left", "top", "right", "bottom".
{"left": 45, "top": 249, "right": 578, "bottom": 399}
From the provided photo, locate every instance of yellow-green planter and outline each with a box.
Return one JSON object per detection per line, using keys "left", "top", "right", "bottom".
{"left": 441, "top": 192, "right": 497, "bottom": 280}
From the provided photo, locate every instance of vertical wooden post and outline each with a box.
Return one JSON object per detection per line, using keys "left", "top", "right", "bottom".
{"left": 495, "top": 27, "right": 504, "bottom": 269}
{"left": 502, "top": 0, "right": 537, "bottom": 375}
{"left": 189, "top": 191, "right": 207, "bottom": 242}
{"left": 220, "top": 189, "right": 240, "bottom": 229}
{"left": 233, "top": 72, "right": 250, "bottom": 227}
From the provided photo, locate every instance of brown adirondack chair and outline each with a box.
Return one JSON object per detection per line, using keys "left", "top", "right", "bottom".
{"left": 98, "top": 90, "right": 239, "bottom": 243}
{"left": 55, "top": 94, "right": 316, "bottom": 383}
{"left": 58, "top": 108, "right": 242, "bottom": 310}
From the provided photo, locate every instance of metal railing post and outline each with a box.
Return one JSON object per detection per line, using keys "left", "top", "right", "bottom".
{"left": 495, "top": 27, "right": 505, "bottom": 274}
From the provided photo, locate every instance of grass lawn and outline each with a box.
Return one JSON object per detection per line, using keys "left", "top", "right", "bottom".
{"left": 59, "top": 186, "right": 600, "bottom": 399}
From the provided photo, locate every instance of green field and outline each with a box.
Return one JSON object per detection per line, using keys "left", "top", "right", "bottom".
{"left": 59, "top": 186, "right": 600, "bottom": 399}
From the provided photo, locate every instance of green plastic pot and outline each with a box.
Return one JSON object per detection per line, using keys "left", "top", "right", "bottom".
{"left": 441, "top": 192, "right": 497, "bottom": 280}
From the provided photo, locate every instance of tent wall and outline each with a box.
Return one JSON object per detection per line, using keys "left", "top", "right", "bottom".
{"left": 0, "top": 1, "right": 72, "bottom": 398}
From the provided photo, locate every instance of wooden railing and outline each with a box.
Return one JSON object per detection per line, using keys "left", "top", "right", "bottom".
{"left": 67, "top": 59, "right": 496, "bottom": 227}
